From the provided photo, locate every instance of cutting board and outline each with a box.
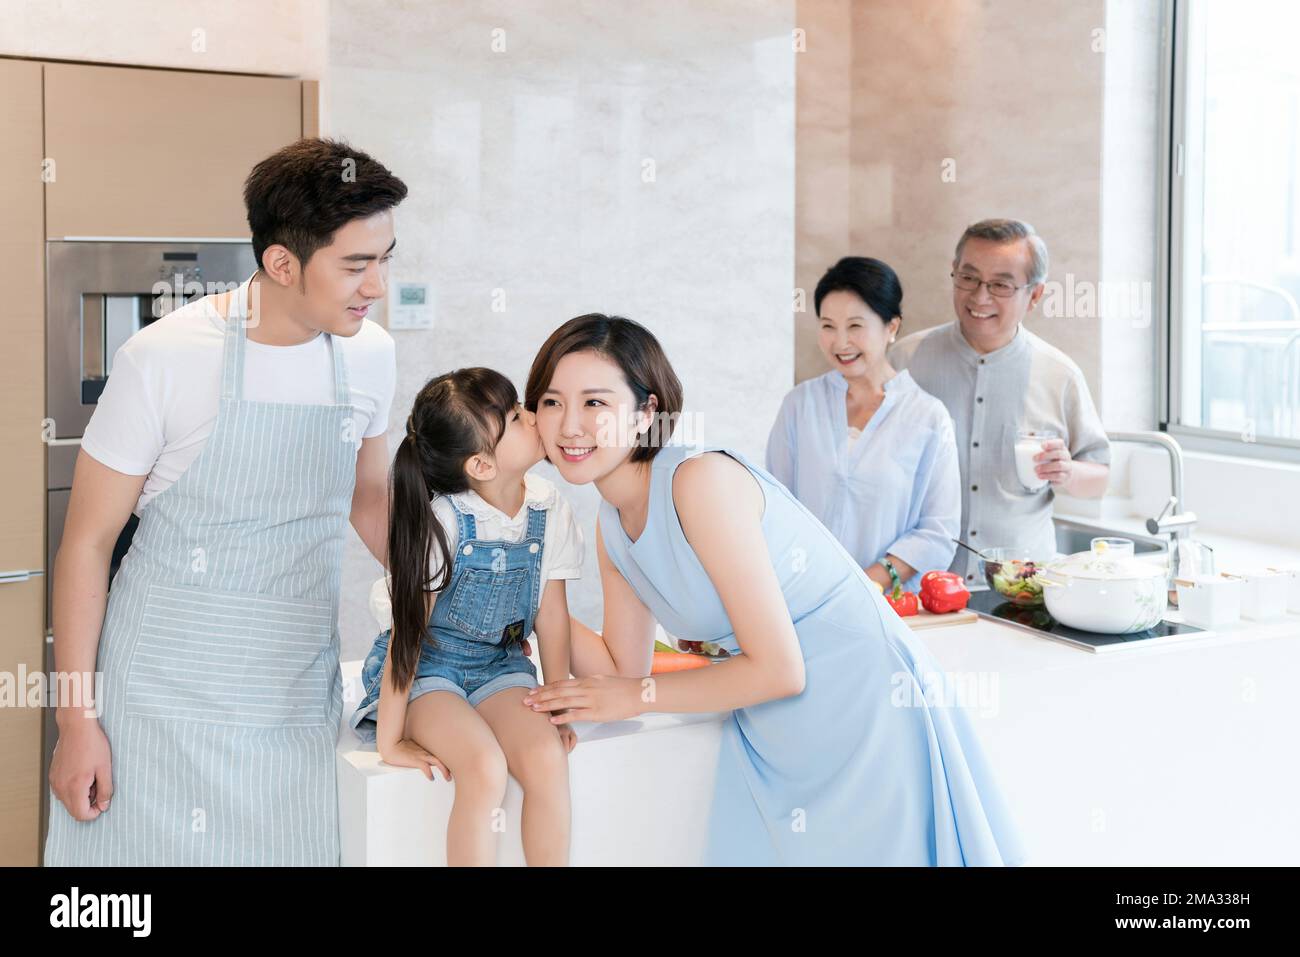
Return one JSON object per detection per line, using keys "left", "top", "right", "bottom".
{"left": 904, "top": 608, "right": 978, "bottom": 629}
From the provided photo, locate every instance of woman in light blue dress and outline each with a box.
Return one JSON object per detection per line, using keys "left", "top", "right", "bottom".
{"left": 767, "top": 257, "right": 960, "bottom": 593}
{"left": 520, "top": 314, "right": 1027, "bottom": 866}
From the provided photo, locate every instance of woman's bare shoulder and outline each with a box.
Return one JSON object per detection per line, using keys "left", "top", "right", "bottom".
{"left": 671, "top": 451, "right": 762, "bottom": 525}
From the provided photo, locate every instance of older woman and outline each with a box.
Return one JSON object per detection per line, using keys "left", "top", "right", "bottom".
{"left": 767, "top": 257, "right": 960, "bottom": 593}
{"left": 519, "top": 313, "right": 1025, "bottom": 866}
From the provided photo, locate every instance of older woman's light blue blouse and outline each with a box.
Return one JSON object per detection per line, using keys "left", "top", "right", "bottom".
{"left": 765, "top": 369, "right": 960, "bottom": 589}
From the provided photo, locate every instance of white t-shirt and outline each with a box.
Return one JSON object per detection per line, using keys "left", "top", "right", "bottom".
{"left": 81, "top": 292, "right": 396, "bottom": 515}
{"left": 368, "top": 472, "right": 584, "bottom": 629}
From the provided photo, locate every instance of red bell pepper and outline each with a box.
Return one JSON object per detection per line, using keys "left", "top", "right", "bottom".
{"left": 919, "top": 570, "right": 971, "bottom": 614}
{"left": 884, "top": 584, "right": 919, "bottom": 617}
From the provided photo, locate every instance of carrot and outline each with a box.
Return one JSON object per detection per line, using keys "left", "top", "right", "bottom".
{"left": 651, "top": 651, "right": 711, "bottom": 673}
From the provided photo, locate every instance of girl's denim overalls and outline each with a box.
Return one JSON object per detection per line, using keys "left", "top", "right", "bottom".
{"left": 349, "top": 500, "right": 548, "bottom": 743}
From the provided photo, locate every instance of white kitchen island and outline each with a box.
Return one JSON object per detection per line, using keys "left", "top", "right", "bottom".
{"left": 336, "top": 608, "right": 1300, "bottom": 866}
{"left": 335, "top": 660, "right": 729, "bottom": 866}
{"left": 920, "top": 610, "right": 1300, "bottom": 865}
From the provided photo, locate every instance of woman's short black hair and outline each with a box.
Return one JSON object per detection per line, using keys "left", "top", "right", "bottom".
{"left": 243, "top": 137, "right": 408, "bottom": 269}
{"left": 813, "top": 256, "right": 904, "bottom": 324}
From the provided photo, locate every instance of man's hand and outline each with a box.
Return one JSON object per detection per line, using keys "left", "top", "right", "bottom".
{"left": 1035, "top": 438, "right": 1109, "bottom": 498}
{"left": 49, "top": 719, "right": 114, "bottom": 821}
{"left": 1034, "top": 438, "right": 1074, "bottom": 486}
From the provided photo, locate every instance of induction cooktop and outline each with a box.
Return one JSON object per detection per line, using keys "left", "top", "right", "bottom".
{"left": 966, "top": 589, "right": 1211, "bottom": 653}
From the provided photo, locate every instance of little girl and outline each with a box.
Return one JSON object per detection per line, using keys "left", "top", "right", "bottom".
{"left": 349, "top": 367, "right": 583, "bottom": 866}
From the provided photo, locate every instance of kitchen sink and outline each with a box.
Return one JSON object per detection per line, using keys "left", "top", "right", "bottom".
{"left": 1052, "top": 517, "right": 1169, "bottom": 557}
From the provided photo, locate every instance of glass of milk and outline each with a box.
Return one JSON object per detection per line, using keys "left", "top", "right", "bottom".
{"left": 1090, "top": 536, "right": 1135, "bottom": 559}
{"left": 1014, "top": 428, "right": 1058, "bottom": 492}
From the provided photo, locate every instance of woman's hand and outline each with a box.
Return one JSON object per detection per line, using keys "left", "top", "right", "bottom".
{"left": 522, "top": 675, "right": 646, "bottom": 724}
{"left": 380, "top": 737, "right": 451, "bottom": 781}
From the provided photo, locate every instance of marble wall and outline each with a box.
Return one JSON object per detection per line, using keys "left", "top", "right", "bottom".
{"left": 6, "top": 0, "right": 1166, "bottom": 654}
{"left": 326, "top": 0, "right": 797, "bottom": 654}
{"left": 2, "top": 0, "right": 798, "bottom": 658}
{"left": 846, "top": 0, "right": 1100, "bottom": 393}
{"left": 793, "top": 0, "right": 852, "bottom": 385}
{"left": 795, "top": 0, "right": 1162, "bottom": 433}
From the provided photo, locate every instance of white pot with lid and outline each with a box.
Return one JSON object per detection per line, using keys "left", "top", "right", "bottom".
{"left": 1038, "top": 540, "right": 1168, "bottom": 634}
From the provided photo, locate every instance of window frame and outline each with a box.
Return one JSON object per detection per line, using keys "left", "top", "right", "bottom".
{"left": 1161, "top": 0, "right": 1300, "bottom": 464}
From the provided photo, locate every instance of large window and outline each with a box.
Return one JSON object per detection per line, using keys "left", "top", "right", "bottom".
{"left": 1167, "top": 0, "right": 1300, "bottom": 458}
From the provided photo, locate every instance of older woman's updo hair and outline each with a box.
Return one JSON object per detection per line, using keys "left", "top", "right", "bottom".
{"left": 525, "top": 313, "right": 683, "bottom": 464}
{"left": 813, "top": 256, "right": 904, "bottom": 326}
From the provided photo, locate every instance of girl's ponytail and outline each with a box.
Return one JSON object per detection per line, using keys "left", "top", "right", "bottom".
{"left": 387, "top": 425, "right": 453, "bottom": 690}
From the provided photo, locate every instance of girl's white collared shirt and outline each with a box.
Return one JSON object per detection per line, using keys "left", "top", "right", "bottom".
{"left": 369, "top": 471, "right": 584, "bottom": 628}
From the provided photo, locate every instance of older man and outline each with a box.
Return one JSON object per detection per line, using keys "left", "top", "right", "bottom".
{"left": 890, "top": 218, "right": 1110, "bottom": 583}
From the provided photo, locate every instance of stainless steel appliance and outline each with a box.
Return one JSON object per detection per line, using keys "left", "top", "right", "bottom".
{"left": 42, "top": 239, "right": 256, "bottom": 857}
{"left": 1105, "top": 430, "right": 1205, "bottom": 590}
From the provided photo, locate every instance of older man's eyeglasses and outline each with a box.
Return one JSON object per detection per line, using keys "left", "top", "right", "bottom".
{"left": 950, "top": 271, "right": 1032, "bottom": 298}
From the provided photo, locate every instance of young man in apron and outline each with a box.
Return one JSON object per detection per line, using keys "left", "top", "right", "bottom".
{"left": 45, "top": 138, "right": 407, "bottom": 865}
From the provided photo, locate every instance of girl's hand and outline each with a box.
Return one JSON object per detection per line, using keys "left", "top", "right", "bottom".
{"left": 556, "top": 723, "right": 578, "bottom": 753}
{"left": 380, "top": 738, "right": 451, "bottom": 782}
{"left": 523, "top": 675, "right": 645, "bottom": 724}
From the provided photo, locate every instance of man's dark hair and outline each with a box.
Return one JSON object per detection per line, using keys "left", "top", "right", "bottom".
{"left": 243, "top": 137, "right": 408, "bottom": 269}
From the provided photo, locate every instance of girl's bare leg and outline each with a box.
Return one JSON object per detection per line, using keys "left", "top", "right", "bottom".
{"left": 475, "top": 685, "right": 571, "bottom": 866}
{"left": 404, "top": 691, "right": 508, "bottom": 866}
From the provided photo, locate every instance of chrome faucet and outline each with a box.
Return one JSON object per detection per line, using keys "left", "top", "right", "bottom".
{"left": 1106, "top": 431, "right": 1203, "bottom": 599}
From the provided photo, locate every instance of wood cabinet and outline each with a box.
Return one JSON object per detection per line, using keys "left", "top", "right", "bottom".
{"left": 44, "top": 62, "right": 305, "bottom": 239}
{"left": 0, "top": 578, "right": 43, "bottom": 865}
{"left": 0, "top": 57, "right": 45, "bottom": 867}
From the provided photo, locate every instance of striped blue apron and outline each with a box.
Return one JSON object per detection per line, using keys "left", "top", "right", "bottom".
{"left": 45, "top": 281, "right": 356, "bottom": 865}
